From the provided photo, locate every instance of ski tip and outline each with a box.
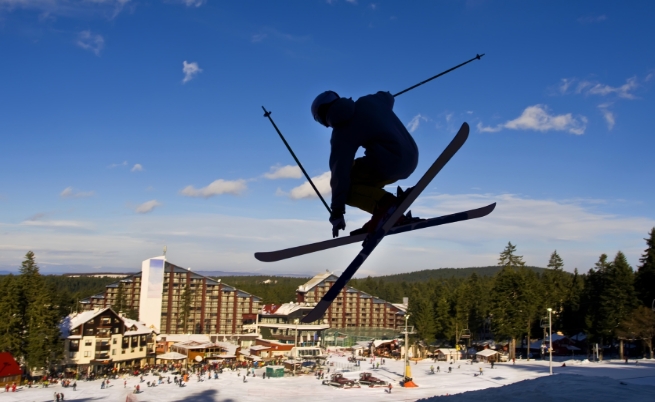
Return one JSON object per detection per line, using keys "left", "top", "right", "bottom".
{"left": 254, "top": 252, "right": 273, "bottom": 263}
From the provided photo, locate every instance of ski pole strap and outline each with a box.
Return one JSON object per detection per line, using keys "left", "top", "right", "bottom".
{"left": 261, "top": 106, "right": 332, "bottom": 215}
{"left": 393, "top": 53, "right": 485, "bottom": 97}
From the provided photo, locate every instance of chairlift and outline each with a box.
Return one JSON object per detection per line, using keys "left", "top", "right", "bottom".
{"left": 460, "top": 329, "right": 471, "bottom": 339}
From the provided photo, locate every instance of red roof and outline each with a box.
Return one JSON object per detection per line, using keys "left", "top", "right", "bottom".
{"left": 0, "top": 353, "right": 22, "bottom": 378}
{"left": 262, "top": 304, "right": 280, "bottom": 314}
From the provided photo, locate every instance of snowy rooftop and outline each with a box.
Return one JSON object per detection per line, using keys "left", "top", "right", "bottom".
{"left": 59, "top": 307, "right": 112, "bottom": 337}
{"left": 296, "top": 272, "right": 339, "bottom": 293}
{"left": 123, "top": 317, "right": 157, "bottom": 336}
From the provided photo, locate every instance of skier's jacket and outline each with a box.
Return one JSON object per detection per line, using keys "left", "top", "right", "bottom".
{"left": 326, "top": 91, "right": 419, "bottom": 213}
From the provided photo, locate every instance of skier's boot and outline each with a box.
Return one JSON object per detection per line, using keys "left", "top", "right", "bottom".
{"left": 351, "top": 187, "right": 420, "bottom": 236}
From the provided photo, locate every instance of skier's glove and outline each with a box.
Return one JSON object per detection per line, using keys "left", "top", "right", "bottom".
{"left": 329, "top": 212, "right": 346, "bottom": 238}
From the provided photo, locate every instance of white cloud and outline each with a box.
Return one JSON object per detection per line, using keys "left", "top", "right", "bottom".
{"left": 108, "top": 161, "right": 128, "bottom": 168}
{"left": 180, "top": 179, "right": 247, "bottom": 198}
{"left": 135, "top": 200, "right": 161, "bottom": 214}
{"left": 598, "top": 103, "right": 615, "bottom": 130}
{"left": 407, "top": 114, "right": 427, "bottom": 133}
{"left": 346, "top": 0, "right": 358, "bottom": 4}
{"left": 370, "top": 3, "right": 377, "bottom": 10}
{"left": 182, "top": 61, "right": 202, "bottom": 84}
{"left": 0, "top": 0, "right": 130, "bottom": 18}
{"left": 60, "top": 187, "right": 95, "bottom": 198}
{"left": 289, "top": 171, "right": 331, "bottom": 199}
{"left": 582, "top": 77, "right": 638, "bottom": 99}
{"left": 477, "top": 105, "right": 587, "bottom": 135}
{"left": 558, "top": 78, "right": 575, "bottom": 94}
{"left": 131, "top": 163, "right": 143, "bottom": 172}
{"left": 263, "top": 165, "right": 302, "bottom": 180}
{"left": 1, "top": 193, "right": 652, "bottom": 276}
{"left": 76, "top": 30, "right": 104, "bottom": 56}
{"left": 21, "top": 219, "right": 89, "bottom": 228}
{"left": 181, "top": 0, "right": 204, "bottom": 7}
{"left": 561, "top": 77, "right": 639, "bottom": 99}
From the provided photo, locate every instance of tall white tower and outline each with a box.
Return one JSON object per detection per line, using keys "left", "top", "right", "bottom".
{"left": 139, "top": 256, "right": 165, "bottom": 331}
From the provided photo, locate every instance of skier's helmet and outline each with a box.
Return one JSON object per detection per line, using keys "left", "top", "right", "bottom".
{"left": 311, "top": 91, "right": 340, "bottom": 127}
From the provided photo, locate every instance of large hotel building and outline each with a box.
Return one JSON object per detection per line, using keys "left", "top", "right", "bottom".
{"left": 81, "top": 258, "right": 405, "bottom": 339}
{"left": 80, "top": 257, "right": 261, "bottom": 335}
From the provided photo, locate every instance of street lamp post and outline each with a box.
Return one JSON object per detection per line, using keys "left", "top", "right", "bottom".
{"left": 547, "top": 308, "right": 553, "bottom": 375}
{"left": 294, "top": 319, "right": 299, "bottom": 376}
{"left": 404, "top": 314, "right": 410, "bottom": 369}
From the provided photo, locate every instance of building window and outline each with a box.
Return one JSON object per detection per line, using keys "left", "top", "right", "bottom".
{"left": 112, "top": 349, "right": 116, "bottom": 355}
{"left": 69, "top": 352, "right": 75, "bottom": 358}
{"left": 85, "top": 340, "right": 92, "bottom": 346}
{"left": 112, "top": 338, "right": 117, "bottom": 344}
{"left": 84, "top": 351, "right": 90, "bottom": 357}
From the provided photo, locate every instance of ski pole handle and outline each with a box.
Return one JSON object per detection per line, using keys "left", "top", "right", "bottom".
{"left": 393, "top": 53, "right": 485, "bottom": 97}
{"left": 262, "top": 106, "right": 333, "bottom": 216}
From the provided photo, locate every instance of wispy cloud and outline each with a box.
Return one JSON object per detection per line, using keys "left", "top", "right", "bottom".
{"left": 598, "top": 103, "right": 615, "bottom": 130}
{"left": 180, "top": 179, "right": 247, "bottom": 198}
{"left": 0, "top": 0, "right": 131, "bottom": 19}
{"left": 108, "top": 161, "right": 128, "bottom": 169}
{"left": 581, "top": 77, "right": 638, "bottom": 99}
{"left": 263, "top": 165, "right": 302, "bottom": 180}
{"left": 289, "top": 171, "right": 331, "bottom": 199}
{"left": 60, "top": 187, "right": 95, "bottom": 198}
{"left": 560, "top": 77, "right": 639, "bottom": 99}
{"left": 249, "top": 27, "right": 310, "bottom": 44}
{"left": 135, "top": 200, "right": 161, "bottom": 214}
{"left": 2, "top": 193, "right": 651, "bottom": 276}
{"left": 181, "top": 0, "right": 204, "bottom": 7}
{"left": 21, "top": 213, "right": 90, "bottom": 228}
{"left": 131, "top": 163, "right": 143, "bottom": 172}
{"left": 578, "top": 15, "right": 607, "bottom": 24}
{"left": 76, "top": 30, "right": 104, "bottom": 56}
{"left": 182, "top": 61, "right": 202, "bottom": 83}
{"left": 477, "top": 105, "right": 587, "bottom": 135}
{"left": 407, "top": 114, "right": 428, "bottom": 133}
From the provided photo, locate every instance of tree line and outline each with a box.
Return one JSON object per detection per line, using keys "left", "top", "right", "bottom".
{"left": 349, "top": 228, "right": 655, "bottom": 360}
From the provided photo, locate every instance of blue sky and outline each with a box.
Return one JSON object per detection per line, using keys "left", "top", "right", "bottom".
{"left": 1, "top": 0, "right": 654, "bottom": 276}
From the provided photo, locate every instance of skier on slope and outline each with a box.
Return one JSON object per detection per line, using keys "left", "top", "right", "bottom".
{"left": 311, "top": 91, "right": 419, "bottom": 238}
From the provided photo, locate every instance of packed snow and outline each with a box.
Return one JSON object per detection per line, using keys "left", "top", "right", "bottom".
{"left": 5, "top": 356, "right": 655, "bottom": 401}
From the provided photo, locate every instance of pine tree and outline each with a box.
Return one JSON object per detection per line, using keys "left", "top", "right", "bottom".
{"left": 583, "top": 252, "right": 638, "bottom": 360}
{"left": 410, "top": 295, "right": 436, "bottom": 344}
{"left": 635, "top": 228, "right": 655, "bottom": 307}
{"left": 16, "top": 251, "right": 63, "bottom": 372}
{"left": 25, "top": 290, "right": 62, "bottom": 370}
{"left": 498, "top": 242, "right": 525, "bottom": 268}
{"left": 0, "top": 275, "right": 22, "bottom": 354}
{"left": 616, "top": 306, "right": 655, "bottom": 359}
{"left": 560, "top": 268, "right": 585, "bottom": 337}
{"left": 490, "top": 243, "right": 530, "bottom": 359}
{"left": 542, "top": 250, "right": 571, "bottom": 327}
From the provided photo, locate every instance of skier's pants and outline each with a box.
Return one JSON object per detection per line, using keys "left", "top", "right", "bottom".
{"left": 346, "top": 157, "right": 396, "bottom": 214}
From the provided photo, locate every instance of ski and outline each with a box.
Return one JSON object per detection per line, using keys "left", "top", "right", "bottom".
{"left": 255, "top": 202, "right": 495, "bottom": 262}
{"left": 301, "top": 122, "right": 470, "bottom": 323}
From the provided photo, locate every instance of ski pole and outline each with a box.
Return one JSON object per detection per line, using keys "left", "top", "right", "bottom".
{"left": 262, "top": 106, "right": 332, "bottom": 215}
{"left": 393, "top": 53, "right": 485, "bottom": 97}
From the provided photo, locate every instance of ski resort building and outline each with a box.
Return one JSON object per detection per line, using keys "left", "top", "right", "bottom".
{"left": 295, "top": 272, "right": 407, "bottom": 330}
{"left": 79, "top": 256, "right": 262, "bottom": 335}
{"left": 59, "top": 307, "right": 157, "bottom": 374}
{"left": 256, "top": 272, "right": 407, "bottom": 347}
